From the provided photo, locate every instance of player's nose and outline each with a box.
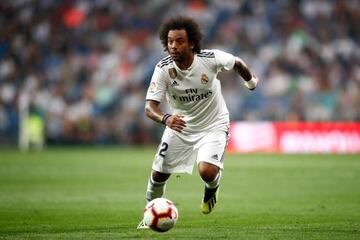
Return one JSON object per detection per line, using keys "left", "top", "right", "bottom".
{"left": 170, "top": 42, "right": 177, "bottom": 49}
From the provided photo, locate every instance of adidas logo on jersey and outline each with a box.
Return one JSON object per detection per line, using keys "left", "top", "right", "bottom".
{"left": 211, "top": 154, "right": 219, "bottom": 160}
{"left": 171, "top": 80, "right": 179, "bottom": 87}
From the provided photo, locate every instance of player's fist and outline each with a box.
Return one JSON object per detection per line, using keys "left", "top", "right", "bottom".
{"left": 244, "top": 75, "right": 258, "bottom": 90}
{"left": 166, "top": 114, "right": 186, "bottom": 133}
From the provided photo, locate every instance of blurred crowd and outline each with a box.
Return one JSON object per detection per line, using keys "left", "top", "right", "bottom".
{"left": 0, "top": 0, "right": 359, "bottom": 146}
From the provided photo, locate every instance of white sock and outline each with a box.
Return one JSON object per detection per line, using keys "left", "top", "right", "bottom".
{"left": 205, "top": 171, "right": 222, "bottom": 189}
{"left": 145, "top": 176, "right": 167, "bottom": 202}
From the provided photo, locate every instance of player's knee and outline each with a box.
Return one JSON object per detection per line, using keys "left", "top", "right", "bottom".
{"left": 151, "top": 170, "right": 171, "bottom": 182}
{"left": 198, "top": 162, "right": 219, "bottom": 182}
{"left": 200, "top": 171, "right": 217, "bottom": 182}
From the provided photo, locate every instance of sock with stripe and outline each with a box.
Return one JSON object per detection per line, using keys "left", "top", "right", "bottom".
{"left": 203, "top": 171, "right": 221, "bottom": 202}
{"left": 145, "top": 175, "right": 167, "bottom": 202}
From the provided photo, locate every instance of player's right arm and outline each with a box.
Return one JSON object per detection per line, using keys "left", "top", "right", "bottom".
{"left": 145, "top": 100, "right": 186, "bottom": 133}
{"left": 145, "top": 65, "right": 186, "bottom": 133}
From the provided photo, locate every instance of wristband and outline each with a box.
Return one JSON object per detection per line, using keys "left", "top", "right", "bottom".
{"left": 161, "top": 114, "right": 172, "bottom": 125}
{"left": 244, "top": 76, "right": 258, "bottom": 90}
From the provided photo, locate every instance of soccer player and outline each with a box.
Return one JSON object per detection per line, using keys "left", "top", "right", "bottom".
{"left": 138, "top": 16, "right": 258, "bottom": 228}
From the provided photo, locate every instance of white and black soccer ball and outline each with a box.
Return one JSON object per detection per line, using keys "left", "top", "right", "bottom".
{"left": 143, "top": 198, "right": 178, "bottom": 232}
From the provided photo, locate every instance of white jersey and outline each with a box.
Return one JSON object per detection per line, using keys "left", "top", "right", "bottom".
{"left": 146, "top": 49, "right": 236, "bottom": 139}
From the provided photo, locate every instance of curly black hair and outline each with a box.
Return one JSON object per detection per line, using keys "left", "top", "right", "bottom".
{"left": 159, "top": 16, "right": 203, "bottom": 54}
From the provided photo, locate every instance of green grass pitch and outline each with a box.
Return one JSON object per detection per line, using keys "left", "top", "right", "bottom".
{"left": 0, "top": 147, "right": 359, "bottom": 239}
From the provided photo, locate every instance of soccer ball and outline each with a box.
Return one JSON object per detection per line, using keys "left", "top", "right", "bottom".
{"left": 143, "top": 198, "right": 178, "bottom": 232}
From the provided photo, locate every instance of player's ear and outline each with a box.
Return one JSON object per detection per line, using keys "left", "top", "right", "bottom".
{"left": 190, "top": 43, "right": 194, "bottom": 51}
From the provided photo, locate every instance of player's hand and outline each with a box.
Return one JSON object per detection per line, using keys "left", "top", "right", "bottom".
{"left": 166, "top": 114, "right": 186, "bottom": 133}
{"left": 244, "top": 74, "right": 258, "bottom": 90}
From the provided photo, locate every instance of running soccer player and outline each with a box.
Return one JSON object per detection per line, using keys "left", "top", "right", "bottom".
{"left": 138, "top": 16, "right": 258, "bottom": 229}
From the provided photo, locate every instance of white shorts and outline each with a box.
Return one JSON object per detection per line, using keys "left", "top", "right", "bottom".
{"left": 152, "top": 128, "right": 230, "bottom": 174}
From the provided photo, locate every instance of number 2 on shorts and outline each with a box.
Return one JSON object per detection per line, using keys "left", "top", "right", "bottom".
{"left": 158, "top": 142, "right": 168, "bottom": 157}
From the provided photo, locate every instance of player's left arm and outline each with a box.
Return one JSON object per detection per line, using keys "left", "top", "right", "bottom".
{"left": 233, "top": 57, "right": 258, "bottom": 91}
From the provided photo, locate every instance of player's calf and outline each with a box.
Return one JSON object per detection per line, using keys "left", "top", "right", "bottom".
{"left": 145, "top": 176, "right": 167, "bottom": 202}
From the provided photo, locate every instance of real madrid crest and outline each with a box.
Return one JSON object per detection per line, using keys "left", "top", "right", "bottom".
{"left": 201, "top": 74, "right": 209, "bottom": 84}
{"left": 168, "top": 68, "right": 177, "bottom": 79}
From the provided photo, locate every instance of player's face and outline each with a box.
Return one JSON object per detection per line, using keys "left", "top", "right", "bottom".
{"left": 167, "top": 29, "right": 194, "bottom": 63}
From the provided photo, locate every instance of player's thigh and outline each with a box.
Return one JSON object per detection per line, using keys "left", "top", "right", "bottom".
{"left": 196, "top": 130, "right": 229, "bottom": 169}
{"left": 152, "top": 129, "right": 195, "bottom": 174}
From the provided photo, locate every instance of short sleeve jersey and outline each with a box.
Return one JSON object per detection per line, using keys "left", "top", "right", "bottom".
{"left": 146, "top": 49, "right": 236, "bottom": 137}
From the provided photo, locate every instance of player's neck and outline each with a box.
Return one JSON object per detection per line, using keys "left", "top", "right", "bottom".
{"left": 175, "top": 53, "right": 194, "bottom": 70}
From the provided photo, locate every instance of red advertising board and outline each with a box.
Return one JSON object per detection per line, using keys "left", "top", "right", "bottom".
{"left": 227, "top": 122, "right": 360, "bottom": 153}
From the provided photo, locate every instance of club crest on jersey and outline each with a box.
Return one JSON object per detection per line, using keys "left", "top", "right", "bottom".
{"left": 201, "top": 74, "right": 209, "bottom": 84}
{"left": 168, "top": 68, "right": 177, "bottom": 79}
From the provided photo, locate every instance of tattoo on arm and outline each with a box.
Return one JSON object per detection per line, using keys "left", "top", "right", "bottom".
{"left": 234, "top": 59, "right": 252, "bottom": 81}
{"left": 145, "top": 100, "right": 163, "bottom": 123}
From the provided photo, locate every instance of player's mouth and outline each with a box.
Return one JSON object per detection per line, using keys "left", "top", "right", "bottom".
{"left": 170, "top": 52, "right": 180, "bottom": 59}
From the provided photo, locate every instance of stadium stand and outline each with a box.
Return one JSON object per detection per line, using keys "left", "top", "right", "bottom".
{"left": 0, "top": 0, "right": 358, "bottom": 145}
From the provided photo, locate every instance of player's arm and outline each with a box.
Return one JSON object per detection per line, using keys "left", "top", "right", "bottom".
{"left": 145, "top": 100, "right": 186, "bottom": 133}
{"left": 233, "top": 57, "right": 258, "bottom": 90}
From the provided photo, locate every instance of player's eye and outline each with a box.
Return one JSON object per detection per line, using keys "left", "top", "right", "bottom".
{"left": 176, "top": 39, "right": 184, "bottom": 44}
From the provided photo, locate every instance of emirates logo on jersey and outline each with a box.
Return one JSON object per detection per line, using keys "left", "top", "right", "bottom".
{"left": 201, "top": 74, "right": 209, "bottom": 84}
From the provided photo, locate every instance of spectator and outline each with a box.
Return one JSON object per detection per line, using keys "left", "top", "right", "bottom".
{"left": 0, "top": 0, "right": 358, "bottom": 146}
